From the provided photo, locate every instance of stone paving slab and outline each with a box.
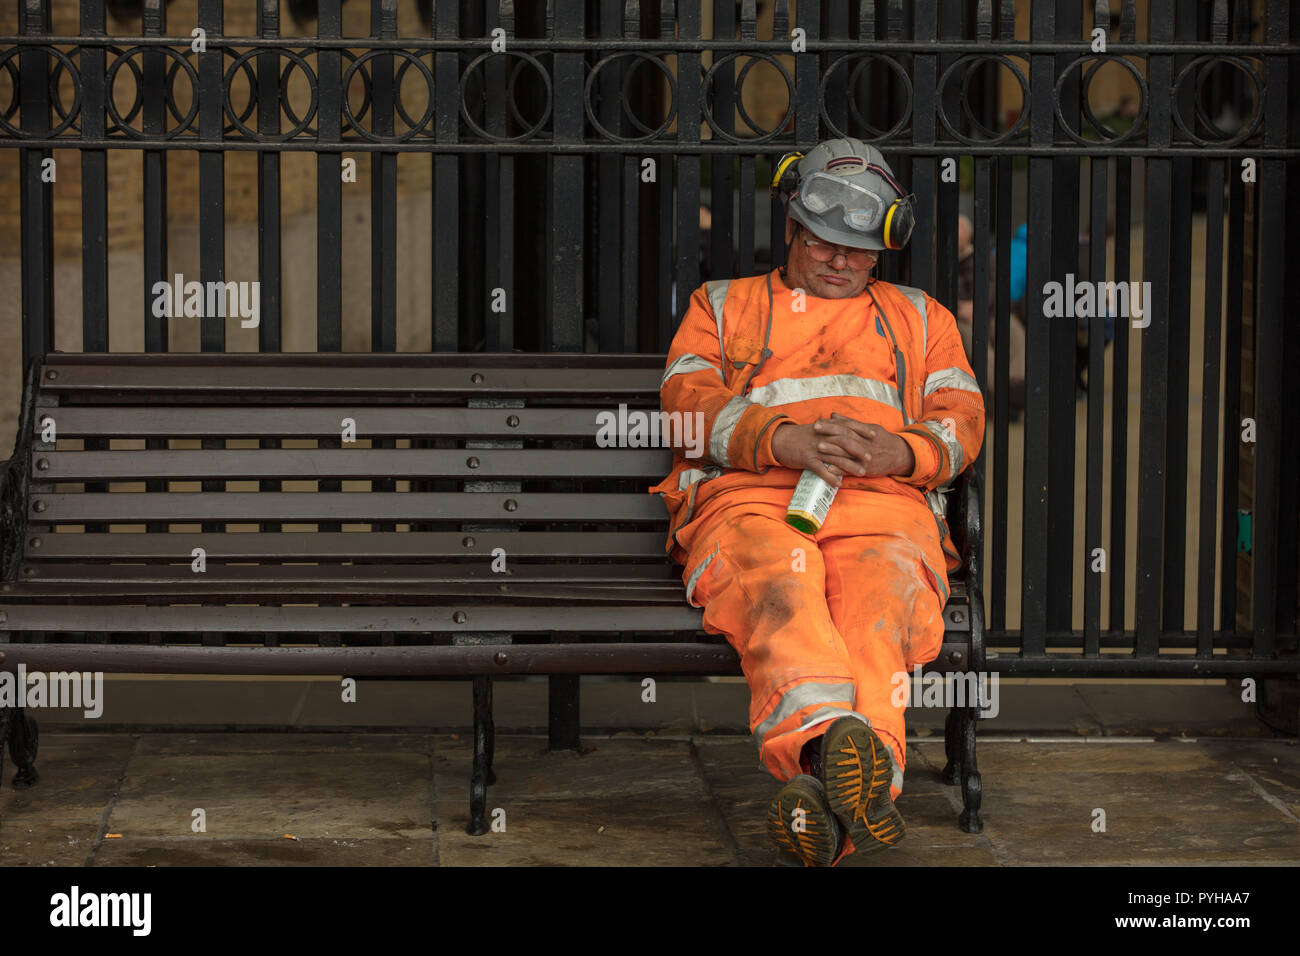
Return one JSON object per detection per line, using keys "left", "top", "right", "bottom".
{"left": 91, "top": 837, "right": 437, "bottom": 867}
{"left": 108, "top": 752, "right": 433, "bottom": 841}
{"left": 1, "top": 731, "right": 1297, "bottom": 866}
{"left": 433, "top": 736, "right": 735, "bottom": 865}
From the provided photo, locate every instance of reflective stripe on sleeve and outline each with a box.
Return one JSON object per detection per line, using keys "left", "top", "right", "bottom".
{"left": 709, "top": 395, "right": 752, "bottom": 468}
{"left": 705, "top": 279, "right": 731, "bottom": 369}
{"left": 661, "top": 353, "right": 724, "bottom": 388}
{"left": 922, "top": 366, "right": 981, "bottom": 397}
{"left": 921, "top": 419, "right": 964, "bottom": 481}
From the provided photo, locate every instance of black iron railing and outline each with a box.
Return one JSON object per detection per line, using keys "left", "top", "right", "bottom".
{"left": 1, "top": 0, "right": 1297, "bottom": 676}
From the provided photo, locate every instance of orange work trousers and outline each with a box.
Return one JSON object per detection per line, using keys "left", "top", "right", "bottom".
{"left": 682, "top": 484, "right": 948, "bottom": 806}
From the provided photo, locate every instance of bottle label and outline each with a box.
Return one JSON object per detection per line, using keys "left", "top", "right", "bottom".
{"left": 786, "top": 470, "right": 838, "bottom": 533}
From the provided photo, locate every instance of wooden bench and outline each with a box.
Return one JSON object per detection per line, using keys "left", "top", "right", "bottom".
{"left": 0, "top": 352, "right": 985, "bottom": 835}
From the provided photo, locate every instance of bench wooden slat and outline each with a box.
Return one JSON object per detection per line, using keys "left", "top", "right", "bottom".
{"left": 0, "top": 603, "right": 707, "bottom": 632}
{"left": 34, "top": 406, "right": 655, "bottom": 439}
{"left": 21, "top": 532, "right": 671, "bottom": 561}
{"left": 31, "top": 492, "right": 665, "bottom": 523}
{"left": 1, "top": 582, "right": 691, "bottom": 605}
{"left": 41, "top": 363, "right": 664, "bottom": 397}
{"left": 37, "top": 448, "right": 677, "bottom": 481}
{"left": 42, "top": 352, "right": 667, "bottom": 371}
{"left": 15, "top": 562, "right": 680, "bottom": 583}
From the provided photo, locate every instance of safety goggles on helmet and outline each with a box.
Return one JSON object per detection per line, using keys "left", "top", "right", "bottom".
{"left": 797, "top": 171, "right": 895, "bottom": 231}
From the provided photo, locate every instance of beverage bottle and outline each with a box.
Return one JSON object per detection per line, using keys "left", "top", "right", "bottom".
{"left": 786, "top": 469, "right": 838, "bottom": 533}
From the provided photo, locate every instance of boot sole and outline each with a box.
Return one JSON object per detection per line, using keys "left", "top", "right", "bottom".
{"left": 767, "top": 774, "right": 842, "bottom": 867}
{"left": 821, "top": 718, "right": 906, "bottom": 851}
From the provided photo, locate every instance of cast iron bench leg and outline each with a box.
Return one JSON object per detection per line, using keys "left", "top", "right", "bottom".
{"left": 4, "top": 706, "right": 39, "bottom": 790}
{"left": 941, "top": 705, "right": 983, "bottom": 833}
{"left": 467, "top": 676, "right": 495, "bottom": 835}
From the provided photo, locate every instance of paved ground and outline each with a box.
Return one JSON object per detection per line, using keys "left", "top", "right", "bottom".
{"left": 1, "top": 678, "right": 1297, "bottom": 866}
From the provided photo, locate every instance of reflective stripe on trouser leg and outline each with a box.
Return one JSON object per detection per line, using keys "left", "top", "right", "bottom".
{"left": 819, "top": 519, "right": 949, "bottom": 801}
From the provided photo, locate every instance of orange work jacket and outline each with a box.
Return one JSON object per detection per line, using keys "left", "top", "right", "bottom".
{"left": 649, "top": 269, "right": 986, "bottom": 574}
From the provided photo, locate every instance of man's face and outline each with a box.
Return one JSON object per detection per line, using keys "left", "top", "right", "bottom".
{"left": 782, "top": 217, "right": 878, "bottom": 299}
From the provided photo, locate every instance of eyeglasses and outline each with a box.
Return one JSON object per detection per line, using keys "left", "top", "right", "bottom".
{"left": 798, "top": 228, "right": 878, "bottom": 270}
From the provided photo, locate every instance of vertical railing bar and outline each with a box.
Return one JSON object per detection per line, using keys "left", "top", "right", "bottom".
{"left": 197, "top": 0, "right": 225, "bottom": 356}
{"left": 621, "top": 1, "right": 642, "bottom": 350}
{"left": 549, "top": 0, "right": 584, "bottom": 350}
{"left": 257, "top": 0, "right": 282, "bottom": 355}
{"left": 737, "top": 0, "right": 757, "bottom": 279}
{"left": 709, "top": 0, "right": 736, "bottom": 284}
{"left": 971, "top": 157, "right": 991, "bottom": 472}
{"left": 596, "top": 0, "right": 624, "bottom": 348}
{"left": 19, "top": 0, "right": 53, "bottom": 363}
{"left": 81, "top": 0, "right": 108, "bottom": 354}
{"left": 769, "top": 0, "right": 789, "bottom": 273}
{"left": 909, "top": 0, "right": 938, "bottom": 297}
{"left": 1219, "top": 154, "right": 1245, "bottom": 637}
{"left": 674, "top": 1, "right": 701, "bottom": 328}
{"left": 1020, "top": 0, "right": 1055, "bottom": 658}
{"left": 432, "top": 0, "right": 460, "bottom": 351}
{"left": 1160, "top": 0, "right": 1197, "bottom": 634}
{"left": 1000, "top": 0, "right": 1017, "bottom": 41}
{"left": 1196, "top": 157, "right": 1225, "bottom": 657}
{"left": 935, "top": 0, "right": 962, "bottom": 314}
{"left": 823, "top": 0, "right": 849, "bottom": 140}
{"left": 370, "top": 0, "right": 397, "bottom": 354}
{"left": 1249, "top": 0, "right": 1289, "bottom": 660}
{"left": 485, "top": 1, "right": 514, "bottom": 351}
{"left": 991, "top": 152, "right": 1011, "bottom": 633}
{"left": 861, "top": 0, "right": 878, "bottom": 37}
{"left": 1135, "top": 0, "right": 1174, "bottom": 658}
{"left": 1045, "top": 0, "right": 1081, "bottom": 639}
{"left": 1083, "top": 154, "right": 1107, "bottom": 656}
{"left": 1108, "top": 157, "right": 1131, "bottom": 634}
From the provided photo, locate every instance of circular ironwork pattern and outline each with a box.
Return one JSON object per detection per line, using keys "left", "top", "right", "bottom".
{"left": 701, "top": 52, "right": 794, "bottom": 145}
{"left": 819, "top": 53, "right": 914, "bottom": 143}
{"left": 0, "top": 42, "right": 1277, "bottom": 154}
{"left": 1172, "top": 54, "right": 1264, "bottom": 147}
{"left": 583, "top": 52, "right": 676, "bottom": 145}
{"left": 460, "top": 51, "right": 553, "bottom": 143}
{"left": 341, "top": 49, "right": 436, "bottom": 143}
{"left": 1051, "top": 55, "right": 1148, "bottom": 147}
{"left": 223, "top": 47, "right": 319, "bottom": 141}
{"left": 934, "top": 54, "right": 1030, "bottom": 146}
{"left": 0, "top": 45, "right": 82, "bottom": 139}
{"left": 105, "top": 45, "right": 199, "bottom": 140}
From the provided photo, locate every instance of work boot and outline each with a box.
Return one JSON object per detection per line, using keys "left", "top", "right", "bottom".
{"left": 820, "top": 717, "right": 906, "bottom": 852}
{"left": 767, "top": 774, "right": 844, "bottom": 867}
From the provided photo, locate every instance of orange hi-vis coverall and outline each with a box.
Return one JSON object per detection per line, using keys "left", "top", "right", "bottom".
{"left": 649, "top": 269, "right": 985, "bottom": 805}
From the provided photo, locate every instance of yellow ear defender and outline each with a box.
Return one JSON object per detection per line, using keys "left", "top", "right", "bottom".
{"left": 769, "top": 151, "right": 804, "bottom": 202}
